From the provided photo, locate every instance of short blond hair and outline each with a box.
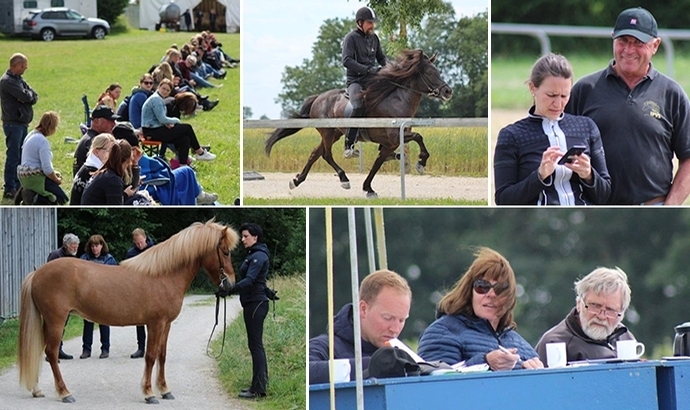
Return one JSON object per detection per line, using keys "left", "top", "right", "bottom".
{"left": 359, "top": 269, "right": 411, "bottom": 304}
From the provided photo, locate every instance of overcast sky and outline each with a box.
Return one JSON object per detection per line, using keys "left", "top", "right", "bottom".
{"left": 242, "top": 0, "right": 488, "bottom": 119}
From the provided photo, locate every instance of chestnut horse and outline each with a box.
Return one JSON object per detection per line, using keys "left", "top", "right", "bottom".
{"left": 265, "top": 49, "right": 453, "bottom": 198}
{"left": 18, "top": 220, "right": 239, "bottom": 404}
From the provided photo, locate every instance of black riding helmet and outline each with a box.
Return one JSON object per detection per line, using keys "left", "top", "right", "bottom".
{"left": 356, "top": 6, "right": 379, "bottom": 23}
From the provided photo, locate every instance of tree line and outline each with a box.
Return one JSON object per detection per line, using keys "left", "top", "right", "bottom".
{"left": 56, "top": 208, "right": 306, "bottom": 290}
{"left": 275, "top": 1, "right": 487, "bottom": 119}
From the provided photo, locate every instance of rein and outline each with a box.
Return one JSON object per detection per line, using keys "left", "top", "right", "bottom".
{"left": 387, "top": 71, "right": 447, "bottom": 98}
{"left": 206, "top": 244, "right": 230, "bottom": 359}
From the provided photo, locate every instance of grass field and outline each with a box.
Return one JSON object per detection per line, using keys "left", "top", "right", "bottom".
{"left": 0, "top": 25, "right": 240, "bottom": 205}
{"left": 243, "top": 127, "right": 488, "bottom": 177}
{"left": 491, "top": 52, "right": 690, "bottom": 109}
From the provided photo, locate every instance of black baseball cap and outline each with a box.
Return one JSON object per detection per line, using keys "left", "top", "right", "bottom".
{"left": 91, "top": 105, "right": 120, "bottom": 121}
{"left": 613, "top": 7, "right": 658, "bottom": 43}
{"left": 111, "top": 122, "right": 140, "bottom": 147}
{"left": 363, "top": 347, "right": 420, "bottom": 379}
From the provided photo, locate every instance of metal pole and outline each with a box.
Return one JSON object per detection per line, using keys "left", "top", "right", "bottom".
{"left": 325, "top": 208, "right": 336, "bottom": 410}
{"left": 398, "top": 121, "right": 410, "bottom": 201}
{"left": 374, "top": 208, "right": 388, "bottom": 270}
{"left": 364, "top": 208, "right": 376, "bottom": 275}
{"left": 348, "top": 208, "right": 365, "bottom": 410}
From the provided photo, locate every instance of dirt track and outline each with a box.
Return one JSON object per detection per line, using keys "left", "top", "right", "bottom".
{"left": 243, "top": 172, "right": 488, "bottom": 202}
{"left": 0, "top": 295, "right": 252, "bottom": 410}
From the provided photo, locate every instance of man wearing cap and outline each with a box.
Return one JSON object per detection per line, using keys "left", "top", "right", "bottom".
{"left": 0, "top": 53, "right": 38, "bottom": 199}
{"left": 308, "top": 269, "right": 411, "bottom": 384}
{"left": 341, "top": 6, "right": 388, "bottom": 158}
{"left": 566, "top": 7, "right": 690, "bottom": 205}
{"left": 73, "top": 105, "right": 119, "bottom": 176}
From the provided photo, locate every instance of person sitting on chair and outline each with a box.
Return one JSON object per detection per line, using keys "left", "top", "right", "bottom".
{"left": 73, "top": 105, "right": 119, "bottom": 176}
{"left": 17, "top": 111, "right": 68, "bottom": 204}
{"left": 341, "top": 6, "right": 387, "bottom": 158}
{"left": 126, "top": 74, "right": 155, "bottom": 130}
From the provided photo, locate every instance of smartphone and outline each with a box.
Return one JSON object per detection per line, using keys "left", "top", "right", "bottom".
{"left": 558, "top": 145, "right": 587, "bottom": 165}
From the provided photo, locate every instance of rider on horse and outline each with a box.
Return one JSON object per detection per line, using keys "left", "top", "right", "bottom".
{"left": 342, "top": 6, "right": 388, "bottom": 158}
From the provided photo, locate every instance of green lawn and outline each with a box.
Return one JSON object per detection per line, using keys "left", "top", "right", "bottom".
{"left": 491, "top": 51, "right": 690, "bottom": 109}
{"left": 0, "top": 28, "right": 240, "bottom": 204}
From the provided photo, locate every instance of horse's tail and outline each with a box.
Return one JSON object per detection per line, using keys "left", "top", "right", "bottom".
{"left": 265, "top": 94, "right": 319, "bottom": 156}
{"left": 18, "top": 271, "right": 43, "bottom": 392}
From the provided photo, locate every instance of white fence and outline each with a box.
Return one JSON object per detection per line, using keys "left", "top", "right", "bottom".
{"left": 0, "top": 209, "right": 57, "bottom": 319}
{"left": 492, "top": 23, "right": 690, "bottom": 78}
{"left": 243, "top": 117, "right": 488, "bottom": 200}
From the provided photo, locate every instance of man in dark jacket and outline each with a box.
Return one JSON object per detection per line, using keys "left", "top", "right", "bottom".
{"left": 309, "top": 269, "right": 411, "bottom": 384}
{"left": 124, "top": 228, "right": 155, "bottom": 359}
{"left": 341, "top": 6, "right": 387, "bottom": 158}
{"left": 72, "top": 105, "right": 119, "bottom": 176}
{"left": 535, "top": 267, "right": 637, "bottom": 366}
{"left": 46, "top": 233, "right": 80, "bottom": 360}
{"left": 0, "top": 53, "right": 38, "bottom": 198}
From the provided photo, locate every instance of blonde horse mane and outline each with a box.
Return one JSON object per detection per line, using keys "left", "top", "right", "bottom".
{"left": 120, "top": 220, "right": 239, "bottom": 277}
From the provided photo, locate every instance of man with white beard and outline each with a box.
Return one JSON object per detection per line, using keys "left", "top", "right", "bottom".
{"left": 535, "top": 267, "right": 637, "bottom": 366}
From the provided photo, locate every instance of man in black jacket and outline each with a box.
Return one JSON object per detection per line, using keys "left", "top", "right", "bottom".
{"left": 0, "top": 53, "right": 38, "bottom": 198}
{"left": 124, "top": 228, "right": 155, "bottom": 359}
{"left": 341, "top": 6, "right": 387, "bottom": 158}
{"left": 46, "top": 233, "right": 80, "bottom": 360}
{"left": 535, "top": 267, "right": 637, "bottom": 365}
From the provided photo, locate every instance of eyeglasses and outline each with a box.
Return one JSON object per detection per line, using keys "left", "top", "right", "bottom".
{"left": 142, "top": 81, "right": 153, "bottom": 85}
{"left": 473, "top": 279, "right": 509, "bottom": 296}
{"left": 583, "top": 302, "right": 622, "bottom": 319}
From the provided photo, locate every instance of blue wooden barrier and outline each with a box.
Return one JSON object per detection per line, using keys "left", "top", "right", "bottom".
{"left": 310, "top": 360, "right": 690, "bottom": 410}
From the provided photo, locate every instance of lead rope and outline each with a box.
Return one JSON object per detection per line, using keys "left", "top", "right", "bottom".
{"left": 206, "top": 294, "right": 227, "bottom": 359}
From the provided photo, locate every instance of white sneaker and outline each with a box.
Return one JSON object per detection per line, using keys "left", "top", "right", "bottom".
{"left": 195, "top": 149, "right": 216, "bottom": 161}
{"left": 343, "top": 148, "right": 360, "bottom": 158}
{"left": 196, "top": 191, "right": 218, "bottom": 205}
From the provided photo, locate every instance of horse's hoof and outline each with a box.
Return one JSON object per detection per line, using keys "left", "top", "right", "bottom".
{"left": 62, "top": 395, "right": 75, "bottom": 403}
{"left": 31, "top": 389, "right": 44, "bottom": 398}
{"left": 341, "top": 181, "right": 351, "bottom": 190}
{"left": 366, "top": 191, "right": 378, "bottom": 199}
{"left": 415, "top": 163, "right": 425, "bottom": 174}
{"left": 289, "top": 179, "right": 296, "bottom": 190}
{"left": 145, "top": 396, "right": 159, "bottom": 404}
{"left": 162, "top": 392, "right": 175, "bottom": 400}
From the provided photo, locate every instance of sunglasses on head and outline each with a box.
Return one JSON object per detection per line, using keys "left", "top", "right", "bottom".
{"left": 473, "top": 279, "right": 509, "bottom": 295}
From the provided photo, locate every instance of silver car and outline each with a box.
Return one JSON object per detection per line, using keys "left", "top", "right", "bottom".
{"left": 22, "top": 7, "right": 109, "bottom": 41}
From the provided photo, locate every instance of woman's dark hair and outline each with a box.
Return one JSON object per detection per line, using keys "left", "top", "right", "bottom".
{"left": 529, "top": 53, "right": 573, "bottom": 88}
{"left": 84, "top": 234, "right": 109, "bottom": 256}
{"left": 240, "top": 223, "right": 264, "bottom": 243}
{"left": 174, "top": 92, "right": 198, "bottom": 115}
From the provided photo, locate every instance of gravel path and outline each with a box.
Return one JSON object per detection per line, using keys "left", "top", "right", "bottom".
{"left": 0, "top": 295, "right": 254, "bottom": 410}
{"left": 244, "top": 172, "right": 488, "bottom": 202}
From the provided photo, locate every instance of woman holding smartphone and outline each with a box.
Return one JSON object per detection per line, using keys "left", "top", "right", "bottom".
{"left": 493, "top": 53, "right": 611, "bottom": 205}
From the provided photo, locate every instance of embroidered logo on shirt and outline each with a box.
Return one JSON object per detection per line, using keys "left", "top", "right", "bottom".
{"left": 643, "top": 100, "right": 662, "bottom": 120}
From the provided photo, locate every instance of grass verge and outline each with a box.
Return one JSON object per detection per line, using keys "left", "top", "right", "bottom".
{"left": 213, "top": 274, "right": 306, "bottom": 410}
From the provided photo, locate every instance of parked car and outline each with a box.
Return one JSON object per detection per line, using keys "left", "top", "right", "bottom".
{"left": 22, "top": 7, "right": 109, "bottom": 41}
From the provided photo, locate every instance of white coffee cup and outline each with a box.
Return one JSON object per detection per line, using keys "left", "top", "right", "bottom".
{"left": 330, "top": 359, "right": 351, "bottom": 383}
{"left": 546, "top": 342, "right": 567, "bottom": 368}
{"left": 616, "top": 340, "right": 645, "bottom": 360}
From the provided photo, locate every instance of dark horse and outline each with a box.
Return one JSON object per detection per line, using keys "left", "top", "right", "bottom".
{"left": 265, "top": 49, "right": 453, "bottom": 198}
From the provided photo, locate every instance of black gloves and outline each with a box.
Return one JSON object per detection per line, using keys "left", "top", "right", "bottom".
{"left": 215, "top": 278, "right": 237, "bottom": 298}
{"left": 367, "top": 66, "right": 381, "bottom": 74}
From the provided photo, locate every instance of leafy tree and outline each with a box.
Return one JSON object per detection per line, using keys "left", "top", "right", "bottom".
{"left": 97, "top": 0, "right": 129, "bottom": 25}
{"left": 243, "top": 106, "right": 253, "bottom": 119}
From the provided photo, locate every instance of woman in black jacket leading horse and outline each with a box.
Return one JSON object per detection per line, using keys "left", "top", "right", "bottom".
{"left": 217, "top": 222, "right": 270, "bottom": 398}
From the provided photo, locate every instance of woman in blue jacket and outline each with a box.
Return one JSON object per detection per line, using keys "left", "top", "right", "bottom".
{"left": 79, "top": 235, "right": 117, "bottom": 359}
{"left": 418, "top": 247, "right": 543, "bottom": 371}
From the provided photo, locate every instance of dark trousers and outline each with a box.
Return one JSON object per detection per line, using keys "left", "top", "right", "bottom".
{"left": 44, "top": 178, "right": 69, "bottom": 204}
{"left": 345, "top": 82, "right": 365, "bottom": 147}
{"left": 136, "top": 325, "right": 146, "bottom": 350}
{"left": 3, "top": 123, "right": 28, "bottom": 193}
{"left": 82, "top": 319, "right": 110, "bottom": 352}
{"left": 244, "top": 301, "right": 269, "bottom": 394}
{"left": 142, "top": 124, "right": 201, "bottom": 165}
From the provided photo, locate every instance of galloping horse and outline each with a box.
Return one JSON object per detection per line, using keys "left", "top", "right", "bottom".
{"left": 18, "top": 220, "right": 239, "bottom": 404}
{"left": 265, "top": 49, "right": 453, "bottom": 198}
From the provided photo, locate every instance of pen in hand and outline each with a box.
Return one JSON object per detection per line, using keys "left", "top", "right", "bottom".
{"left": 498, "top": 345, "right": 523, "bottom": 366}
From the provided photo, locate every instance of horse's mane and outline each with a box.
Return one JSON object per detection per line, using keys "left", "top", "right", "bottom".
{"left": 363, "top": 49, "right": 431, "bottom": 112}
{"left": 120, "top": 220, "right": 239, "bottom": 277}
